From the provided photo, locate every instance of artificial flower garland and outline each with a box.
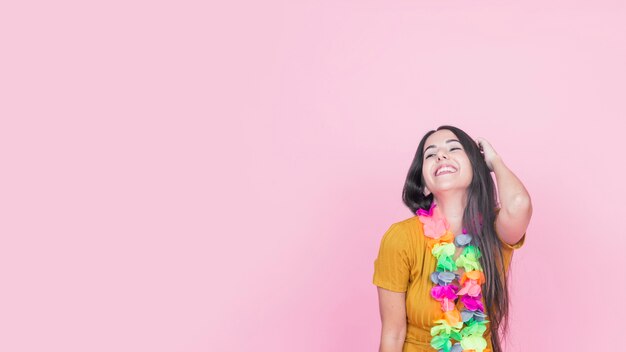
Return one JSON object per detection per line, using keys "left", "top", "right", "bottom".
{"left": 417, "top": 202, "right": 489, "bottom": 352}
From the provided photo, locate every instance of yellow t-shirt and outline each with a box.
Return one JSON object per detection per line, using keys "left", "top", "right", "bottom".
{"left": 372, "top": 214, "right": 525, "bottom": 352}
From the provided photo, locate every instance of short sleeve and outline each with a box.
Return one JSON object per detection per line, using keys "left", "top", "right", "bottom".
{"left": 498, "top": 231, "right": 526, "bottom": 250}
{"left": 372, "top": 223, "right": 411, "bottom": 293}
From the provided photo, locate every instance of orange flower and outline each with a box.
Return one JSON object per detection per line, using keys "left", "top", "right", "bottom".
{"left": 427, "top": 231, "right": 455, "bottom": 250}
{"left": 460, "top": 270, "right": 485, "bottom": 285}
{"left": 443, "top": 308, "right": 461, "bottom": 325}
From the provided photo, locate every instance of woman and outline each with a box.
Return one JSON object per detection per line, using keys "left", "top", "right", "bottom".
{"left": 373, "top": 125, "right": 532, "bottom": 352}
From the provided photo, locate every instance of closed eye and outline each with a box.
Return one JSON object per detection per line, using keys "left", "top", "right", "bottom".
{"left": 425, "top": 147, "right": 462, "bottom": 159}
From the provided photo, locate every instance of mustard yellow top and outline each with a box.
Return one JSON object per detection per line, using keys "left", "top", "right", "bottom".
{"left": 372, "top": 214, "right": 525, "bottom": 352}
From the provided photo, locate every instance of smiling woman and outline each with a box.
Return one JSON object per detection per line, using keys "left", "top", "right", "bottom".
{"left": 373, "top": 125, "right": 532, "bottom": 352}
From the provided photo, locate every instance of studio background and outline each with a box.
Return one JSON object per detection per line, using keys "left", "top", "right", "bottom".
{"left": 1, "top": 1, "right": 624, "bottom": 351}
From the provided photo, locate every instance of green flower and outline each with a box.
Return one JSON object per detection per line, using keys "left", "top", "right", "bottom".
{"left": 432, "top": 242, "right": 455, "bottom": 258}
{"left": 455, "top": 245, "right": 483, "bottom": 271}
{"left": 437, "top": 255, "right": 457, "bottom": 271}
{"left": 460, "top": 319, "right": 488, "bottom": 337}
{"left": 460, "top": 335, "right": 487, "bottom": 352}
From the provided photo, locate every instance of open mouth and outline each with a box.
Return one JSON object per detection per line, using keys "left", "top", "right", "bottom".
{"left": 434, "top": 165, "right": 458, "bottom": 177}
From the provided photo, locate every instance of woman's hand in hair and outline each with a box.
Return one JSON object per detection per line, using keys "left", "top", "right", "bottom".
{"left": 475, "top": 137, "right": 500, "bottom": 172}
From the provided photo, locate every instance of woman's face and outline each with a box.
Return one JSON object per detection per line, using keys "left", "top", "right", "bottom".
{"left": 421, "top": 129, "right": 473, "bottom": 197}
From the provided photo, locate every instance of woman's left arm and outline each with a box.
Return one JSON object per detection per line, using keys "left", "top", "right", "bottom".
{"left": 476, "top": 137, "right": 533, "bottom": 246}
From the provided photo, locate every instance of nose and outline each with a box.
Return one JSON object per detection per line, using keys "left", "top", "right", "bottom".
{"left": 436, "top": 150, "right": 449, "bottom": 161}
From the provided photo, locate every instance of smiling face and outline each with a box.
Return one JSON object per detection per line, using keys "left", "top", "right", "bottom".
{"left": 421, "top": 129, "right": 473, "bottom": 197}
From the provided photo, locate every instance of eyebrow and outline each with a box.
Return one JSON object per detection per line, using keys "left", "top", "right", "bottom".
{"left": 424, "top": 139, "right": 461, "bottom": 155}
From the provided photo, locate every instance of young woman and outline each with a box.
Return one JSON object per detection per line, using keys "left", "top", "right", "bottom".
{"left": 373, "top": 125, "right": 532, "bottom": 352}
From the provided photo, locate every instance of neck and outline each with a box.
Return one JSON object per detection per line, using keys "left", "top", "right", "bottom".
{"left": 433, "top": 191, "right": 467, "bottom": 233}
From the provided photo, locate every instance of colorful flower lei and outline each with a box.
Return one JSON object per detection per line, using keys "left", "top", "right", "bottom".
{"left": 417, "top": 202, "right": 489, "bottom": 352}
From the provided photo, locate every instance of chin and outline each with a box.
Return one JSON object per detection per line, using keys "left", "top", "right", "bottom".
{"left": 432, "top": 184, "right": 470, "bottom": 194}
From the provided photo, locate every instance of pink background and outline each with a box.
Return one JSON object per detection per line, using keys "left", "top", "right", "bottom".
{"left": 1, "top": 1, "right": 624, "bottom": 351}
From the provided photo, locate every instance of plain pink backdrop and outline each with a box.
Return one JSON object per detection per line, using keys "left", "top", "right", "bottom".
{"left": 1, "top": 1, "right": 624, "bottom": 351}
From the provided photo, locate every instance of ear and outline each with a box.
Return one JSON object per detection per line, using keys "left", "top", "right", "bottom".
{"left": 423, "top": 186, "right": 431, "bottom": 197}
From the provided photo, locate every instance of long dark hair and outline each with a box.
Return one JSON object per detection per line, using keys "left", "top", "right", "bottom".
{"left": 402, "top": 125, "right": 510, "bottom": 352}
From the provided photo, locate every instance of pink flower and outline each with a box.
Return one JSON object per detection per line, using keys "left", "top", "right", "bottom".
{"left": 431, "top": 284, "right": 459, "bottom": 301}
{"left": 457, "top": 280, "right": 481, "bottom": 297}
{"left": 441, "top": 297, "right": 456, "bottom": 312}
{"left": 460, "top": 294, "right": 484, "bottom": 312}
{"left": 419, "top": 215, "right": 449, "bottom": 239}
{"left": 416, "top": 202, "right": 436, "bottom": 216}
{"left": 417, "top": 203, "right": 450, "bottom": 238}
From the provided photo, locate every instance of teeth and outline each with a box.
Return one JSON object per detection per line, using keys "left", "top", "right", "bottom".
{"left": 436, "top": 166, "right": 457, "bottom": 176}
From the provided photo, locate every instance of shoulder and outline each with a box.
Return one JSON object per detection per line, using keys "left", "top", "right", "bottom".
{"left": 379, "top": 215, "right": 425, "bottom": 249}
{"left": 395, "top": 215, "right": 423, "bottom": 233}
